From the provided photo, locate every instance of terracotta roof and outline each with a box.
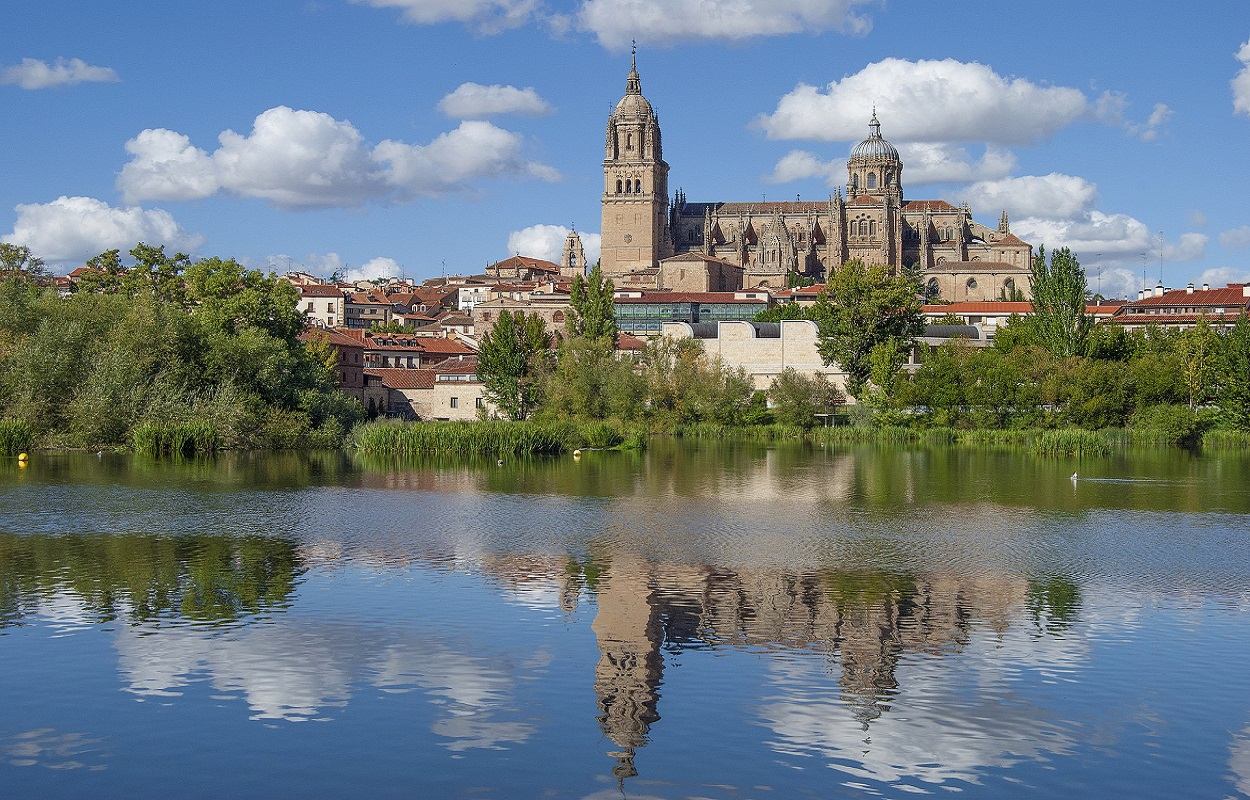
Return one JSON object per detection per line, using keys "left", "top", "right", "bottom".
{"left": 1109, "top": 311, "right": 1247, "bottom": 326}
{"left": 488, "top": 255, "right": 560, "bottom": 272}
{"left": 1121, "top": 284, "right": 1250, "bottom": 309}
{"left": 365, "top": 368, "right": 436, "bottom": 390}
{"left": 903, "top": 200, "right": 960, "bottom": 212}
{"left": 615, "top": 333, "right": 646, "bottom": 351}
{"left": 300, "top": 327, "right": 365, "bottom": 348}
{"left": 435, "top": 357, "right": 480, "bottom": 375}
{"left": 923, "top": 302, "right": 1034, "bottom": 314}
{"left": 301, "top": 285, "right": 345, "bottom": 298}
{"left": 440, "top": 314, "right": 474, "bottom": 326}
{"left": 996, "top": 233, "right": 1030, "bottom": 247}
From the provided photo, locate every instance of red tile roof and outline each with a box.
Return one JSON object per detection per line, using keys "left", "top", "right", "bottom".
{"left": 365, "top": 368, "right": 436, "bottom": 390}
{"left": 903, "top": 200, "right": 959, "bottom": 212}
{"left": 300, "top": 285, "right": 345, "bottom": 298}
{"left": 300, "top": 327, "right": 365, "bottom": 348}
{"left": 1120, "top": 284, "right": 1250, "bottom": 309}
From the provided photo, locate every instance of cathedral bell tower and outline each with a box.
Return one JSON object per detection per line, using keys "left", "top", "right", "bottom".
{"left": 600, "top": 49, "right": 672, "bottom": 278}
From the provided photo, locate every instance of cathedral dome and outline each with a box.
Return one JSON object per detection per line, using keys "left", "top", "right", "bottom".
{"left": 850, "top": 112, "right": 899, "bottom": 161}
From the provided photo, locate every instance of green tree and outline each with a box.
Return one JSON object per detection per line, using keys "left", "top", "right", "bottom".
{"left": 767, "top": 368, "right": 845, "bottom": 428}
{"left": 1216, "top": 316, "right": 1250, "bottom": 429}
{"left": 810, "top": 259, "right": 923, "bottom": 400}
{"left": 1030, "top": 245, "right": 1091, "bottom": 358}
{"left": 753, "top": 303, "right": 809, "bottom": 323}
{"left": 0, "top": 243, "right": 47, "bottom": 279}
{"left": 542, "top": 335, "right": 645, "bottom": 420}
{"left": 476, "top": 310, "right": 551, "bottom": 420}
{"left": 567, "top": 262, "right": 617, "bottom": 344}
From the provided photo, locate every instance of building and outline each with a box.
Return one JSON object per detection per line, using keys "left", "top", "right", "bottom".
{"left": 299, "top": 284, "right": 346, "bottom": 329}
{"left": 599, "top": 54, "right": 1033, "bottom": 299}
{"left": 1110, "top": 282, "right": 1250, "bottom": 331}
{"left": 661, "top": 319, "right": 850, "bottom": 394}
{"left": 615, "top": 290, "right": 771, "bottom": 336}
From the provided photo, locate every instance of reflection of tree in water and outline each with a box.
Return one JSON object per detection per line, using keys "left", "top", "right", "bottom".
{"left": 1026, "top": 575, "right": 1082, "bottom": 632}
{"left": 0, "top": 532, "right": 302, "bottom": 627}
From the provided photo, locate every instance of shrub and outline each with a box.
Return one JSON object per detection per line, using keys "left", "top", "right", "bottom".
{"left": 0, "top": 418, "right": 34, "bottom": 455}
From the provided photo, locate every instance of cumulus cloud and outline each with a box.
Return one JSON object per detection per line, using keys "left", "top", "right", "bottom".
{"left": 352, "top": 0, "right": 538, "bottom": 33}
{"left": 763, "top": 150, "right": 844, "bottom": 185}
{"left": 1126, "top": 103, "right": 1173, "bottom": 142}
{"left": 0, "top": 57, "right": 119, "bottom": 89}
{"left": 118, "top": 107, "right": 558, "bottom": 209}
{"left": 569, "top": 0, "right": 877, "bottom": 50}
{"left": 1197, "top": 266, "right": 1250, "bottom": 287}
{"left": 438, "top": 83, "right": 553, "bottom": 119}
{"left": 959, "top": 174, "right": 1099, "bottom": 221}
{"left": 899, "top": 143, "right": 1017, "bottom": 186}
{"left": 1189, "top": 210, "right": 1209, "bottom": 227}
{"left": 506, "top": 224, "right": 601, "bottom": 265}
{"left": 1234, "top": 39, "right": 1250, "bottom": 116}
{"left": 265, "top": 252, "right": 405, "bottom": 283}
{"left": 757, "top": 58, "right": 1090, "bottom": 146}
{"left": 1219, "top": 225, "right": 1250, "bottom": 249}
{"left": 3, "top": 196, "right": 204, "bottom": 265}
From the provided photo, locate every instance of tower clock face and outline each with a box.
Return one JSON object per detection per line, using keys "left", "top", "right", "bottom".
{"left": 623, "top": 234, "right": 633, "bottom": 243}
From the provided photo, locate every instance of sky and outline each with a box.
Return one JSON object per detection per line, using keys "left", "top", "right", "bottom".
{"left": 3, "top": 0, "right": 1249, "bottom": 299}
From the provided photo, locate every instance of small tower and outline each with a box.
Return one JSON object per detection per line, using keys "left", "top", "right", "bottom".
{"left": 560, "top": 228, "right": 587, "bottom": 278}
{"left": 998, "top": 210, "right": 1011, "bottom": 236}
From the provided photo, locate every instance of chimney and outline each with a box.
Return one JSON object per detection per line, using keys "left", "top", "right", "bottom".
{"left": 1138, "top": 289, "right": 1145, "bottom": 301}
{"left": 1243, "top": 284, "right": 1250, "bottom": 298}
{"left": 1154, "top": 285, "right": 1165, "bottom": 297}
{"left": 1186, "top": 283, "right": 1195, "bottom": 294}
{"left": 1203, "top": 283, "right": 1210, "bottom": 291}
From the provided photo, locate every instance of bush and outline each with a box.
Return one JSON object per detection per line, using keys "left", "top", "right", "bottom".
{"left": 1129, "top": 403, "right": 1201, "bottom": 448}
{"left": 1034, "top": 428, "right": 1110, "bottom": 457}
{"left": 131, "top": 420, "right": 218, "bottom": 456}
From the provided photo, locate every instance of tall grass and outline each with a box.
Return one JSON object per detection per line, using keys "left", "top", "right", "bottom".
{"left": 350, "top": 419, "right": 581, "bottom": 458}
{"left": 131, "top": 421, "right": 219, "bottom": 456}
{"left": 1033, "top": 428, "right": 1111, "bottom": 457}
{"left": 1200, "top": 429, "right": 1250, "bottom": 450}
{"left": 0, "top": 418, "right": 34, "bottom": 455}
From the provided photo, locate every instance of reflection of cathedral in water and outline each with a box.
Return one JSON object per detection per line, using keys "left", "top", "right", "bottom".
{"left": 583, "top": 557, "right": 1034, "bottom": 780}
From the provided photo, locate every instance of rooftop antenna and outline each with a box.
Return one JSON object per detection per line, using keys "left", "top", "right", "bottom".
{"left": 1157, "top": 230, "right": 1164, "bottom": 284}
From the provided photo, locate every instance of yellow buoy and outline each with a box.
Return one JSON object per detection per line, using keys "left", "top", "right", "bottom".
{"left": 17, "top": 452, "right": 28, "bottom": 461}
{"left": 572, "top": 449, "right": 582, "bottom": 456}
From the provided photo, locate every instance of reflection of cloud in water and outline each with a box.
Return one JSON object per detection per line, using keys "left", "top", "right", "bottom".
{"left": 758, "top": 622, "right": 1087, "bottom": 790}
{"left": 1, "top": 728, "right": 108, "bottom": 771}
{"left": 1231, "top": 726, "right": 1250, "bottom": 798}
{"left": 113, "top": 621, "right": 533, "bottom": 750}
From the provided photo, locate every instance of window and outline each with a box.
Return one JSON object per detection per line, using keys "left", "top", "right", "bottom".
{"left": 625, "top": 181, "right": 632, "bottom": 194}
{"left": 306, "top": 302, "right": 314, "bottom": 311}
{"left": 635, "top": 179, "right": 642, "bottom": 193}
{"left": 450, "top": 397, "right": 459, "bottom": 409}
{"left": 966, "top": 278, "right": 978, "bottom": 291}
{"left": 867, "top": 172, "right": 877, "bottom": 189}
{"left": 475, "top": 397, "right": 484, "bottom": 409}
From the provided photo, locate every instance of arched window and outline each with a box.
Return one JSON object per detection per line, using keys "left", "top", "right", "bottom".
{"left": 852, "top": 174, "right": 859, "bottom": 190}
{"left": 616, "top": 180, "right": 623, "bottom": 193}
{"left": 886, "top": 172, "right": 894, "bottom": 186}
{"left": 1004, "top": 278, "right": 1015, "bottom": 290}
{"left": 869, "top": 220, "right": 877, "bottom": 237}
{"left": 635, "top": 179, "right": 642, "bottom": 193}
{"left": 966, "top": 278, "right": 978, "bottom": 291}
{"left": 624, "top": 181, "right": 632, "bottom": 194}
{"left": 867, "top": 172, "right": 877, "bottom": 189}
{"left": 569, "top": 254, "right": 578, "bottom": 267}
{"left": 626, "top": 133, "right": 633, "bottom": 149}
{"left": 927, "top": 277, "right": 940, "bottom": 298}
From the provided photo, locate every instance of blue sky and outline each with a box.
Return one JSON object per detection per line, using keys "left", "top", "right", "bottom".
{"left": 3, "top": 0, "right": 1249, "bottom": 299}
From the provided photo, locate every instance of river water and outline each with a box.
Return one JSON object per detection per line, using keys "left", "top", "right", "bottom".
{"left": 2, "top": 442, "right": 1249, "bottom": 799}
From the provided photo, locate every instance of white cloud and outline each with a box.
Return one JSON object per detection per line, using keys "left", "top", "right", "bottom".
{"left": 571, "top": 0, "right": 877, "bottom": 50}
{"left": 352, "top": 256, "right": 404, "bottom": 283}
{"left": 118, "top": 107, "right": 558, "bottom": 210}
{"left": 1197, "top": 266, "right": 1250, "bottom": 288}
{"left": 1189, "top": 210, "right": 1209, "bottom": 227}
{"left": 352, "top": 0, "right": 538, "bottom": 33}
{"left": 3, "top": 196, "right": 204, "bottom": 265}
{"left": 0, "top": 57, "right": 119, "bottom": 89}
{"left": 1014, "top": 214, "right": 1205, "bottom": 267}
{"left": 763, "top": 150, "right": 844, "bottom": 185}
{"left": 1126, "top": 103, "right": 1173, "bottom": 142}
{"left": 1234, "top": 39, "right": 1250, "bottom": 116}
{"left": 1219, "top": 225, "right": 1250, "bottom": 249}
{"left": 899, "top": 143, "right": 1017, "bottom": 186}
{"left": 1164, "top": 233, "right": 1208, "bottom": 262}
{"left": 438, "top": 83, "right": 553, "bottom": 119}
{"left": 118, "top": 129, "right": 218, "bottom": 203}
{"left": 757, "top": 58, "right": 1090, "bottom": 146}
{"left": 264, "top": 252, "right": 405, "bottom": 283}
{"left": 959, "top": 174, "right": 1098, "bottom": 221}
{"left": 506, "top": 224, "right": 601, "bottom": 265}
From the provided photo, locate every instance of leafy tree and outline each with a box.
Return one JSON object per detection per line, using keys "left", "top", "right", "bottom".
{"left": 810, "top": 259, "right": 923, "bottom": 400}
{"left": 753, "top": 303, "right": 809, "bottom": 323}
{"left": 1216, "top": 316, "right": 1250, "bottom": 429}
{"left": 1030, "top": 245, "right": 1091, "bottom": 358}
{"left": 476, "top": 310, "right": 551, "bottom": 420}
{"left": 767, "top": 368, "right": 845, "bottom": 428}
{"left": 567, "top": 262, "right": 617, "bottom": 344}
{"left": 542, "top": 335, "right": 644, "bottom": 420}
{"left": 0, "top": 243, "right": 46, "bottom": 279}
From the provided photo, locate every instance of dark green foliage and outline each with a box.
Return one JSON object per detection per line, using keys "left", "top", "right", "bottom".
{"left": 753, "top": 303, "right": 809, "bottom": 323}
{"left": 567, "top": 263, "right": 617, "bottom": 344}
{"left": 0, "top": 418, "right": 33, "bottom": 455}
{"left": 1029, "top": 246, "right": 1091, "bottom": 358}
{"left": 811, "top": 259, "right": 923, "bottom": 399}
{"left": 476, "top": 310, "right": 551, "bottom": 420}
{"left": 767, "top": 368, "right": 845, "bottom": 428}
{"left": 0, "top": 247, "right": 360, "bottom": 450}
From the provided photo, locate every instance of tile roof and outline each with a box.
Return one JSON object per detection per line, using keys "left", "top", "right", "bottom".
{"left": 1121, "top": 284, "right": 1250, "bottom": 308}
{"left": 660, "top": 252, "right": 743, "bottom": 268}
{"left": 903, "top": 200, "right": 960, "bottom": 212}
{"left": 300, "top": 327, "right": 365, "bottom": 348}
{"left": 365, "top": 368, "right": 436, "bottom": 390}
{"left": 301, "top": 285, "right": 345, "bottom": 298}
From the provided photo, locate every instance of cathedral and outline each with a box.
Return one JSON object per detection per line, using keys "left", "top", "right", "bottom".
{"left": 599, "top": 54, "right": 1035, "bottom": 302}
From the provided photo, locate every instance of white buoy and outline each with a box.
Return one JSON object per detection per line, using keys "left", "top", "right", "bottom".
{"left": 573, "top": 449, "right": 582, "bottom": 456}
{"left": 497, "top": 459, "right": 504, "bottom": 466}
{"left": 1070, "top": 472, "right": 1078, "bottom": 481}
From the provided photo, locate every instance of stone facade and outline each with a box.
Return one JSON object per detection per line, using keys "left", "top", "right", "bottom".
{"left": 661, "top": 319, "right": 850, "bottom": 394}
{"left": 601, "top": 58, "right": 1034, "bottom": 301}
